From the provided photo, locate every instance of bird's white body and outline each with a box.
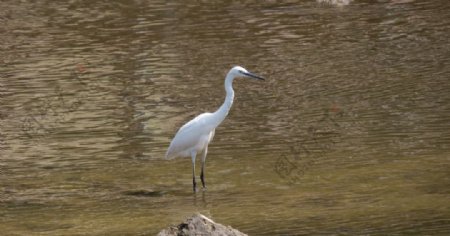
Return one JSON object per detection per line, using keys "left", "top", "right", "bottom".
{"left": 165, "top": 113, "right": 216, "bottom": 160}
{"left": 165, "top": 66, "right": 264, "bottom": 191}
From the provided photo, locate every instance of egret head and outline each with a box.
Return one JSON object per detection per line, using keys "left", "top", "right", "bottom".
{"left": 229, "top": 66, "right": 265, "bottom": 81}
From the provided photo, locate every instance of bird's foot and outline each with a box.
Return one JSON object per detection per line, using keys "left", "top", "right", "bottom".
{"left": 201, "top": 180, "right": 207, "bottom": 191}
{"left": 200, "top": 173, "right": 206, "bottom": 190}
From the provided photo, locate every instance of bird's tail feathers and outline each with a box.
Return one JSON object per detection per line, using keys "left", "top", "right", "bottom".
{"left": 165, "top": 150, "right": 177, "bottom": 160}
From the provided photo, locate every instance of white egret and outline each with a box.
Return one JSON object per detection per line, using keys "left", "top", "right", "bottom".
{"left": 165, "top": 66, "right": 265, "bottom": 192}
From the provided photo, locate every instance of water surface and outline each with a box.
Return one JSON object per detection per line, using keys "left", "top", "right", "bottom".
{"left": 1, "top": 0, "right": 449, "bottom": 235}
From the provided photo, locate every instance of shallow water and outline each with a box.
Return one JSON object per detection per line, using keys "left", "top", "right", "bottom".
{"left": 1, "top": 0, "right": 449, "bottom": 235}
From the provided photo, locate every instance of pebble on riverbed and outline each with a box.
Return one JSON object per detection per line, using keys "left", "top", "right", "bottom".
{"left": 157, "top": 213, "right": 247, "bottom": 236}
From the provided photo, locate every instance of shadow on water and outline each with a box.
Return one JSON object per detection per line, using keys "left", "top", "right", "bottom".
{"left": 122, "top": 189, "right": 167, "bottom": 198}
{"left": 122, "top": 188, "right": 211, "bottom": 207}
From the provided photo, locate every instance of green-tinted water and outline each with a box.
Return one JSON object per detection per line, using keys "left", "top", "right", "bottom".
{"left": 1, "top": 0, "right": 449, "bottom": 235}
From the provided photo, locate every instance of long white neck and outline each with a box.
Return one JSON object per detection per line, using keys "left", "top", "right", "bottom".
{"left": 212, "top": 72, "right": 235, "bottom": 127}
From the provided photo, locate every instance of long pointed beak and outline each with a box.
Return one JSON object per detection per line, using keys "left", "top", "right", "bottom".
{"left": 242, "top": 71, "right": 265, "bottom": 81}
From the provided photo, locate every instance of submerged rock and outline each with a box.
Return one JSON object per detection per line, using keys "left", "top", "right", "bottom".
{"left": 158, "top": 214, "right": 247, "bottom": 236}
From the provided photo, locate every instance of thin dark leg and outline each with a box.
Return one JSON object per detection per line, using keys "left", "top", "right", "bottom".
{"left": 193, "top": 175, "right": 197, "bottom": 192}
{"left": 200, "top": 169, "right": 205, "bottom": 189}
{"left": 191, "top": 151, "right": 197, "bottom": 193}
{"left": 200, "top": 146, "right": 208, "bottom": 190}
